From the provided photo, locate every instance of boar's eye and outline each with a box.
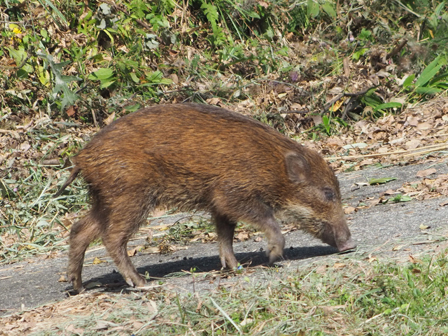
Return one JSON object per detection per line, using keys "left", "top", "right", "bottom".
{"left": 322, "top": 187, "right": 335, "bottom": 201}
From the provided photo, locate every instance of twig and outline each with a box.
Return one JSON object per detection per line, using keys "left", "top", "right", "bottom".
{"left": 325, "top": 143, "right": 448, "bottom": 161}
{"left": 394, "top": 0, "right": 422, "bottom": 18}
{"left": 402, "top": 144, "right": 448, "bottom": 157}
{"left": 324, "top": 86, "right": 378, "bottom": 111}
{"left": 386, "top": 39, "right": 408, "bottom": 59}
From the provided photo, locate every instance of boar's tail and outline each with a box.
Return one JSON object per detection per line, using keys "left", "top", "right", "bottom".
{"left": 53, "top": 166, "right": 81, "bottom": 198}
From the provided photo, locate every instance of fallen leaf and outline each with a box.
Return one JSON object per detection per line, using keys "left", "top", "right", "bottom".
{"left": 207, "top": 97, "right": 221, "bottom": 105}
{"left": 416, "top": 168, "right": 437, "bottom": 177}
{"left": 58, "top": 275, "right": 68, "bottom": 282}
{"left": 359, "top": 158, "right": 374, "bottom": 166}
{"left": 206, "top": 232, "right": 217, "bottom": 239}
{"left": 329, "top": 99, "right": 344, "bottom": 112}
{"left": 20, "top": 142, "right": 30, "bottom": 151}
{"left": 312, "top": 115, "right": 323, "bottom": 126}
{"left": 127, "top": 248, "right": 138, "bottom": 256}
{"left": 93, "top": 257, "right": 105, "bottom": 264}
{"left": 144, "top": 246, "right": 160, "bottom": 254}
{"left": 236, "top": 232, "right": 250, "bottom": 241}
{"left": 344, "top": 206, "right": 356, "bottom": 214}
{"left": 66, "top": 325, "right": 84, "bottom": 334}
{"left": 66, "top": 105, "right": 77, "bottom": 117}
{"left": 342, "top": 142, "right": 368, "bottom": 149}
{"left": 407, "top": 116, "right": 419, "bottom": 127}
{"left": 333, "top": 263, "right": 346, "bottom": 269}
{"left": 368, "top": 177, "right": 397, "bottom": 185}
{"left": 382, "top": 189, "right": 397, "bottom": 195}
{"left": 240, "top": 318, "right": 253, "bottom": 326}
{"left": 315, "top": 265, "right": 328, "bottom": 274}
{"left": 417, "top": 122, "right": 432, "bottom": 130}
{"left": 367, "top": 255, "right": 377, "bottom": 263}
{"left": 104, "top": 112, "right": 115, "bottom": 125}
{"left": 92, "top": 320, "right": 117, "bottom": 330}
{"left": 405, "top": 139, "right": 421, "bottom": 150}
{"left": 408, "top": 255, "right": 420, "bottom": 264}
{"left": 369, "top": 198, "right": 381, "bottom": 206}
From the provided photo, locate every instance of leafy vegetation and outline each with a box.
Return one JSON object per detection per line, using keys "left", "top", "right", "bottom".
{"left": 2, "top": 0, "right": 448, "bottom": 120}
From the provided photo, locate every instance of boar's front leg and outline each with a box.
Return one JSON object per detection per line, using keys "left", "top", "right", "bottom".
{"left": 259, "top": 216, "right": 285, "bottom": 264}
{"left": 214, "top": 214, "right": 239, "bottom": 269}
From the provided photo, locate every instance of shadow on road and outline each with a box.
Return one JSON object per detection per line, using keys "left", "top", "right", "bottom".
{"left": 69, "top": 245, "right": 337, "bottom": 293}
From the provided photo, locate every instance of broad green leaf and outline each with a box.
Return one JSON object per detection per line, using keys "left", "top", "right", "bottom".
{"left": 362, "top": 92, "right": 382, "bottom": 108}
{"left": 322, "top": 2, "right": 336, "bottom": 18}
{"left": 7, "top": 46, "right": 27, "bottom": 66}
{"left": 88, "top": 68, "right": 115, "bottom": 81}
{"left": 415, "top": 56, "right": 446, "bottom": 87}
{"left": 307, "top": 0, "right": 319, "bottom": 18}
{"left": 435, "top": 1, "right": 446, "bottom": 16}
{"left": 37, "top": 66, "right": 51, "bottom": 86}
{"left": 37, "top": 52, "right": 80, "bottom": 110}
{"left": 98, "top": 78, "right": 116, "bottom": 89}
{"left": 415, "top": 86, "right": 442, "bottom": 95}
{"left": 368, "top": 177, "right": 397, "bottom": 185}
{"left": 402, "top": 74, "right": 415, "bottom": 89}
{"left": 374, "top": 102, "right": 402, "bottom": 112}
{"left": 352, "top": 48, "right": 368, "bottom": 61}
{"left": 129, "top": 72, "right": 140, "bottom": 83}
{"left": 430, "top": 72, "right": 448, "bottom": 83}
{"left": 390, "top": 194, "right": 412, "bottom": 203}
{"left": 246, "top": 10, "right": 260, "bottom": 19}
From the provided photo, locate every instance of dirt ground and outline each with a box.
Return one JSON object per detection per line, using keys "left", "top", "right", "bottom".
{"left": 1, "top": 158, "right": 448, "bottom": 318}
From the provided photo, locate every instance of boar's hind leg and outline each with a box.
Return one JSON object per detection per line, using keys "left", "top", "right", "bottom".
{"left": 214, "top": 214, "right": 239, "bottom": 269}
{"left": 101, "top": 213, "right": 147, "bottom": 288}
{"left": 68, "top": 213, "right": 101, "bottom": 293}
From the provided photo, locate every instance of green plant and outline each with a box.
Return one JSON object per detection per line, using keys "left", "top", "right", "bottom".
{"left": 402, "top": 55, "right": 448, "bottom": 95}
{"left": 37, "top": 52, "right": 81, "bottom": 111}
{"left": 201, "top": 1, "right": 227, "bottom": 47}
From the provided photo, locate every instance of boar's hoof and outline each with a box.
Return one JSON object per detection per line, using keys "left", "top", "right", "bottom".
{"left": 124, "top": 274, "right": 147, "bottom": 288}
{"left": 267, "top": 236, "right": 285, "bottom": 265}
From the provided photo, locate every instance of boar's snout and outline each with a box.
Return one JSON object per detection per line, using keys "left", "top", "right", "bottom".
{"left": 320, "top": 221, "right": 356, "bottom": 252}
{"left": 336, "top": 237, "right": 356, "bottom": 252}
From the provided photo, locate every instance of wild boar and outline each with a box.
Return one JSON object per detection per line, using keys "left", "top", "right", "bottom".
{"left": 55, "top": 103, "right": 355, "bottom": 292}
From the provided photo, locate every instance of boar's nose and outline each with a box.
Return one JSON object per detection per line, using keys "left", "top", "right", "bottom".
{"left": 337, "top": 237, "right": 356, "bottom": 252}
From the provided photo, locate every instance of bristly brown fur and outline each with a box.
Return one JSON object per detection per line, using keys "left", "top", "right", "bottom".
{"left": 59, "top": 103, "right": 355, "bottom": 293}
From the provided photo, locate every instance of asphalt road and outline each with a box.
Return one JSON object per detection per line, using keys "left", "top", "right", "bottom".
{"left": 1, "top": 159, "right": 447, "bottom": 316}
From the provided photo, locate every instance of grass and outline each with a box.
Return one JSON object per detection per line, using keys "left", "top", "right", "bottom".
{"left": 4, "top": 248, "right": 446, "bottom": 335}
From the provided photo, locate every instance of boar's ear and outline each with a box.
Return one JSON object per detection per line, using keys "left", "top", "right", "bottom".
{"left": 284, "top": 152, "right": 309, "bottom": 183}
